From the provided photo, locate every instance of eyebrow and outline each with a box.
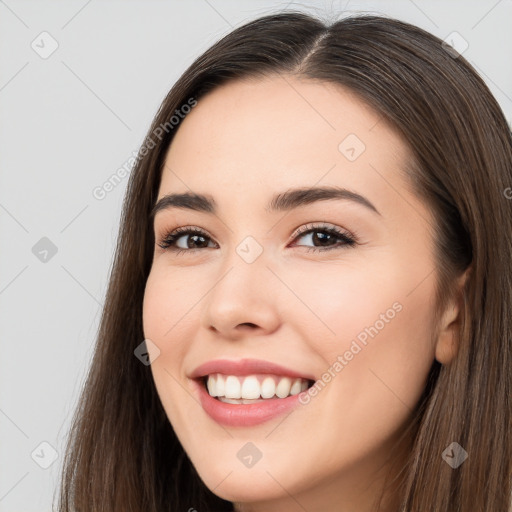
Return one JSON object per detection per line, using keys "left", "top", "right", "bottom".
{"left": 150, "top": 186, "right": 381, "bottom": 220}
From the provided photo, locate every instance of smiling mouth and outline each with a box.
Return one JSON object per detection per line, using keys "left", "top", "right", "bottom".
{"left": 199, "top": 373, "right": 315, "bottom": 404}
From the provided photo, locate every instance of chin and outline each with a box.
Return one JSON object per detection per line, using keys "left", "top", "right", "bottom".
{"left": 193, "top": 458, "right": 296, "bottom": 503}
{"left": 203, "top": 474, "right": 286, "bottom": 503}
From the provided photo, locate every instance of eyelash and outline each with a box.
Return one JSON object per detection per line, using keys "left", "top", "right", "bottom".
{"left": 156, "top": 223, "right": 358, "bottom": 256}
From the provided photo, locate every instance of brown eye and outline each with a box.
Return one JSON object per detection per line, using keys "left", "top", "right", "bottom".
{"left": 157, "top": 227, "right": 216, "bottom": 252}
{"left": 291, "top": 223, "right": 357, "bottom": 252}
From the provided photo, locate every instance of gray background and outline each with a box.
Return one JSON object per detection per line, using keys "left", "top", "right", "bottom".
{"left": 1, "top": 0, "right": 511, "bottom": 510}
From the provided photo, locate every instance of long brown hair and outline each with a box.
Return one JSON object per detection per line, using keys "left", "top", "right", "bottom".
{"left": 56, "top": 11, "right": 512, "bottom": 512}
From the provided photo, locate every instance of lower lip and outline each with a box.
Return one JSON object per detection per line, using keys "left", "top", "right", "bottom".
{"left": 193, "top": 378, "right": 307, "bottom": 427}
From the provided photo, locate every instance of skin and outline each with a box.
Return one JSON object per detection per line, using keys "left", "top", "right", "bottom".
{"left": 142, "top": 75, "right": 467, "bottom": 512}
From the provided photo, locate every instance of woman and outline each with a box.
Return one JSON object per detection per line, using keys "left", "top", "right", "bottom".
{"left": 57, "top": 11, "right": 512, "bottom": 512}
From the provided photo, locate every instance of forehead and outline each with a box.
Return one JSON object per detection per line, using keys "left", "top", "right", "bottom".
{"left": 158, "top": 75, "right": 415, "bottom": 217}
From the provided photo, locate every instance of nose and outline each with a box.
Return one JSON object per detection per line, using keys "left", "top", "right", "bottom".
{"left": 200, "top": 254, "right": 281, "bottom": 340}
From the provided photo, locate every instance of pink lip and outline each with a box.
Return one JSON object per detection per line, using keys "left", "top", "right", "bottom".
{"left": 189, "top": 358, "right": 315, "bottom": 427}
{"left": 192, "top": 378, "right": 308, "bottom": 427}
{"left": 189, "top": 358, "right": 316, "bottom": 381}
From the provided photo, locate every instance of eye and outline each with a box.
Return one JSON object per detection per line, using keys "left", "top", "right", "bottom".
{"left": 290, "top": 222, "right": 357, "bottom": 252}
{"left": 157, "top": 226, "right": 216, "bottom": 255}
{"left": 156, "top": 222, "right": 358, "bottom": 255}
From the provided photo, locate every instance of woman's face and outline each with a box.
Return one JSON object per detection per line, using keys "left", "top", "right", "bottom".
{"left": 142, "top": 75, "right": 451, "bottom": 510}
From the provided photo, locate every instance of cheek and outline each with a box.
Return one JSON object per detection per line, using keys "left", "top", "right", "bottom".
{"left": 142, "top": 265, "right": 200, "bottom": 346}
{"left": 283, "top": 260, "right": 409, "bottom": 356}
{"left": 295, "top": 259, "right": 436, "bottom": 434}
{"left": 142, "top": 267, "right": 201, "bottom": 369}
{"left": 298, "top": 254, "right": 436, "bottom": 363}
{"left": 142, "top": 269, "right": 192, "bottom": 402}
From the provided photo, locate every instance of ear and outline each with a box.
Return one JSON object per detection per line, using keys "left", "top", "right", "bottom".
{"left": 434, "top": 268, "right": 471, "bottom": 365}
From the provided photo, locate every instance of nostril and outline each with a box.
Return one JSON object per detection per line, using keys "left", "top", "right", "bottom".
{"left": 239, "top": 323, "right": 258, "bottom": 328}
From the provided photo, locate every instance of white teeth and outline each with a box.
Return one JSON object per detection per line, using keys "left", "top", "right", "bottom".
{"left": 241, "top": 376, "right": 261, "bottom": 399}
{"left": 216, "top": 374, "right": 225, "bottom": 396}
{"left": 260, "top": 376, "right": 275, "bottom": 399}
{"left": 224, "top": 375, "right": 241, "bottom": 399}
{"left": 205, "top": 373, "right": 311, "bottom": 400}
{"left": 276, "top": 377, "right": 291, "bottom": 398}
{"left": 207, "top": 375, "right": 216, "bottom": 397}
{"left": 218, "top": 397, "right": 268, "bottom": 404}
{"left": 290, "top": 378, "right": 302, "bottom": 395}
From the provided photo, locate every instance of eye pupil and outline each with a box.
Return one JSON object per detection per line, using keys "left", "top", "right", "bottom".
{"left": 313, "top": 231, "right": 334, "bottom": 246}
{"left": 188, "top": 234, "right": 208, "bottom": 248}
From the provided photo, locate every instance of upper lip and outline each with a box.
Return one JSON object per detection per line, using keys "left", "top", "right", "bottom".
{"left": 189, "top": 358, "right": 316, "bottom": 382}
